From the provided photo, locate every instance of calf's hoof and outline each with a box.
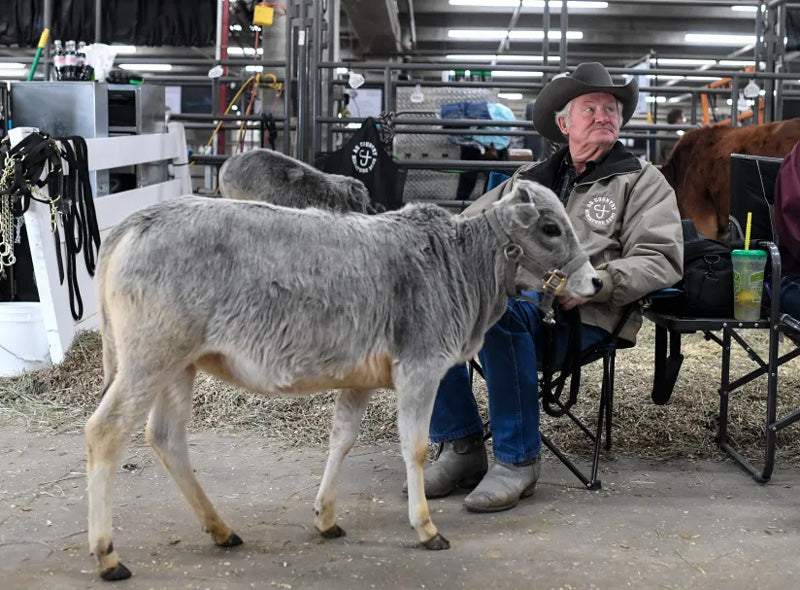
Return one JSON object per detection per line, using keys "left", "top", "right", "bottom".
{"left": 319, "top": 524, "right": 346, "bottom": 539}
{"left": 422, "top": 533, "right": 450, "bottom": 550}
{"left": 216, "top": 532, "right": 244, "bottom": 548}
{"left": 100, "top": 563, "right": 132, "bottom": 581}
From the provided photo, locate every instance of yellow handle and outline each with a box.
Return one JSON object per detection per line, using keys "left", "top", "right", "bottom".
{"left": 37, "top": 28, "right": 50, "bottom": 49}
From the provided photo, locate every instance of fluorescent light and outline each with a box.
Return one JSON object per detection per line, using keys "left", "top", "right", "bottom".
{"left": 668, "top": 95, "right": 689, "bottom": 103}
{"left": 685, "top": 33, "right": 756, "bottom": 45}
{"left": 245, "top": 65, "right": 263, "bottom": 72}
{"left": 656, "top": 58, "right": 717, "bottom": 66}
{"left": 445, "top": 54, "right": 561, "bottom": 62}
{"left": 335, "top": 67, "right": 349, "bottom": 74}
{"left": 0, "top": 69, "right": 27, "bottom": 77}
{"left": 498, "top": 92, "right": 523, "bottom": 99}
{"left": 651, "top": 75, "right": 722, "bottom": 81}
{"left": 448, "top": 29, "right": 583, "bottom": 40}
{"left": 510, "top": 30, "right": 583, "bottom": 40}
{"left": 448, "top": 0, "right": 607, "bottom": 7}
{"left": 491, "top": 70, "right": 544, "bottom": 77}
{"left": 731, "top": 5, "right": 758, "bottom": 12}
{"left": 718, "top": 59, "right": 757, "bottom": 67}
{"left": 0, "top": 62, "right": 25, "bottom": 69}
{"left": 109, "top": 44, "right": 137, "bottom": 55}
{"left": 118, "top": 63, "right": 173, "bottom": 72}
{"left": 645, "top": 96, "right": 667, "bottom": 103}
{"left": 227, "top": 47, "right": 263, "bottom": 56}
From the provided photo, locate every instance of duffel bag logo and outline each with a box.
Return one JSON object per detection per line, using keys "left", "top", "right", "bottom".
{"left": 351, "top": 141, "right": 378, "bottom": 173}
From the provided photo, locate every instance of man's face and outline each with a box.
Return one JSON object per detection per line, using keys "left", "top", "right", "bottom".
{"left": 557, "top": 92, "right": 621, "bottom": 151}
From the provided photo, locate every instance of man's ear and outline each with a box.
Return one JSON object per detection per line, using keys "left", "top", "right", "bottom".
{"left": 557, "top": 115, "right": 569, "bottom": 135}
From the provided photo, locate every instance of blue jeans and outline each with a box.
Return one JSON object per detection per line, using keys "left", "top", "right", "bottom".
{"left": 781, "top": 274, "right": 800, "bottom": 319}
{"left": 429, "top": 297, "right": 610, "bottom": 464}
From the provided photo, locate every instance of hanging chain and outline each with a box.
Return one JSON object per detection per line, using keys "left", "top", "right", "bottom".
{"left": 0, "top": 151, "right": 17, "bottom": 269}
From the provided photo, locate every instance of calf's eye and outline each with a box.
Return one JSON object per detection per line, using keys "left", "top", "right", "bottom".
{"left": 541, "top": 223, "right": 561, "bottom": 237}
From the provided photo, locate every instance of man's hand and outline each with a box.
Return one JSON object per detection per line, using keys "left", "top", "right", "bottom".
{"left": 557, "top": 293, "right": 590, "bottom": 310}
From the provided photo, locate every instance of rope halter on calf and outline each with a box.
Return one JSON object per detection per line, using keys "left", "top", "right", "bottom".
{"left": 483, "top": 206, "right": 590, "bottom": 324}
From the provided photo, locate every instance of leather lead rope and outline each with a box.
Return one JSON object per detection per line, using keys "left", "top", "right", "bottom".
{"left": 1, "top": 132, "right": 100, "bottom": 321}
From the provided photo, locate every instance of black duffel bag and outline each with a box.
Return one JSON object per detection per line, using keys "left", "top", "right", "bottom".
{"left": 650, "top": 219, "right": 734, "bottom": 318}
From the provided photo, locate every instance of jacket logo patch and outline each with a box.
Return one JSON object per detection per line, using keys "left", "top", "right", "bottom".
{"left": 351, "top": 141, "right": 378, "bottom": 173}
{"left": 584, "top": 196, "right": 617, "bottom": 226}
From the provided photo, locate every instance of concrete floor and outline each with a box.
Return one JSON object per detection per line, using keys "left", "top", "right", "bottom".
{"left": 1, "top": 424, "right": 798, "bottom": 590}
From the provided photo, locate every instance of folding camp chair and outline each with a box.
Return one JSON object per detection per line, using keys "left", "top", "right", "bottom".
{"left": 469, "top": 303, "right": 638, "bottom": 491}
{"left": 645, "top": 153, "right": 800, "bottom": 483}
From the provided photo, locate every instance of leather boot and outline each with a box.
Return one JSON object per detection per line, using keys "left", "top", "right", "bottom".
{"left": 463, "top": 455, "right": 541, "bottom": 513}
{"left": 403, "top": 433, "right": 488, "bottom": 498}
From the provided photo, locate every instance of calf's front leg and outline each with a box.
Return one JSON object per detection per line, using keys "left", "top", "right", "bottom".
{"left": 395, "top": 372, "right": 450, "bottom": 550}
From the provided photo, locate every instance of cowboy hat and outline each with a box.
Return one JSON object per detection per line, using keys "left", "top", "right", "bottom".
{"left": 533, "top": 62, "right": 639, "bottom": 143}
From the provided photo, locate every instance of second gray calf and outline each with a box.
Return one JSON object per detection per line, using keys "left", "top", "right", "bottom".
{"left": 219, "top": 148, "right": 375, "bottom": 213}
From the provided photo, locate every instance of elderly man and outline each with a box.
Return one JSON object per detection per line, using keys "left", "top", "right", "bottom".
{"left": 418, "top": 62, "right": 684, "bottom": 512}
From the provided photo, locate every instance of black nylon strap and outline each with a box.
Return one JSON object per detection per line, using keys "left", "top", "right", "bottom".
{"left": 2, "top": 131, "right": 100, "bottom": 321}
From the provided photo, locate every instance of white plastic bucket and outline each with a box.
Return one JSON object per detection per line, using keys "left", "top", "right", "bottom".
{"left": 0, "top": 302, "right": 51, "bottom": 376}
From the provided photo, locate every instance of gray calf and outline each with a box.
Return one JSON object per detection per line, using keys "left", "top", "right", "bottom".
{"left": 219, "top": 148, "right": 375, "bottom": 213}
{"left": 85, "top": 179, "right": 600, "bottom": 581}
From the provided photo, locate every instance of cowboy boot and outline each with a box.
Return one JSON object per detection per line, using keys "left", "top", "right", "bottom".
{"left": 403, "top": 433, "right": 488, "bottom": 498}
{"left": 463, "top": 455, "right": 541, "bottom": 513}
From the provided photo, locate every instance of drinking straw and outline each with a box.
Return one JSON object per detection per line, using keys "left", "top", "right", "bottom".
{"left": 27, "top": 29, "right": 50, "bottom": 81}
{"left": 745, "top": 211, "right": 753, "bottom": 250}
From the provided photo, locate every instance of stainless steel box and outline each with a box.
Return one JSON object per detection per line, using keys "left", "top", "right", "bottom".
{"left": 10, "top": 81, "right": 110, "bottom": 196}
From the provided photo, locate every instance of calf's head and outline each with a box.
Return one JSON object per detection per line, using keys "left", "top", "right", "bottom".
{"left": 489, "top": 179, "right": 601, "bottom": 299}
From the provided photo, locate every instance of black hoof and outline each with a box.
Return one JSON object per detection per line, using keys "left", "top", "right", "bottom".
{"left": 422, "top": 533, "right": 450, "bottom": 550}
{"left": 100, "top": 563, "right": 132, "bottom": 581}
{"left": 320, "top": 524, "right": 346, "bottom": 539}
{"left": 216, "top": 532, "right": 244, "bottom": 548}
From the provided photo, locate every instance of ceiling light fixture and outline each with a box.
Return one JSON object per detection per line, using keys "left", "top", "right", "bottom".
{"left": 448, "top": 29, "right": 582, "bottom": 40}
{"left": 448, "top": 1, "right": 606, "bottom": 7}
{"left": 655, "top": 58, "right": 717, "bottom": 66}
{"left": 498, "top": 92, "right": 524, "bottom": 99}
{"left": 118, "top": 63, "right": 173, "bottom": 72}
{"left": 684, "top": 33, "right": 756, "bottom": 45}
{"left": 0, "top": 62, "right": 25, "bottom": 69}
{"left": 490, "top": 70, "right": 544, "bottom": 77}
{"left": 445, "top": 54, "right": 561, "bottom": 62}
{"left": 717, "top": 59, "right": 758, "bottom": 67}
{"left": 731, "top": 5, "right": 759, "bottom": 12}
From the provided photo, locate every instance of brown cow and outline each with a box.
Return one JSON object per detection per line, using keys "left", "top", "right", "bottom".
{"left": 660, "top": 117, "right": 800, "bottom": 239}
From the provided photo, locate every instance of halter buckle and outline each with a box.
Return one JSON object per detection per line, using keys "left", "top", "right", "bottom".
{"left": 542, "top": 269, "right": 568, "bottom": 295}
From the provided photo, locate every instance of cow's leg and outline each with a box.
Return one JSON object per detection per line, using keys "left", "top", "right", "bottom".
{"left": 314, "top": 387, "right": 373, "bottom": 538}
{"left": 86, "top": 369, "right": 161, "bottom": 581}
{"left": 395, "top": 371, "right": 450, "bottom": 550}
{"left": 145, "top": 365, "right": 242, "bottom": 548}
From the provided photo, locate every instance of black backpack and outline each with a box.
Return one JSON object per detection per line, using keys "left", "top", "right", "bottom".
{"left": 651, "top": 220, "right": 734, "bottom": 318}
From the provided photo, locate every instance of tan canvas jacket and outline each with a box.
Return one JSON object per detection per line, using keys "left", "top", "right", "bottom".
{"left": 463, "top": 142, "right": 684, "bottom": 344}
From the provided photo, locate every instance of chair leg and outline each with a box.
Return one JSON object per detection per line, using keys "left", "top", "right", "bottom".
{"left": 604, "top": 351, "right": 615, "bottom": 451}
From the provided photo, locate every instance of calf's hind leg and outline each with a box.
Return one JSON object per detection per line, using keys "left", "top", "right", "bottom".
{"left": 314, "top": 387, "right": 373, "bottom": 537}
{"left": 86, "top": 371, "right": 161, "bottom": 581}
{"left": 145, "top": 366, "right": 242, "bottom": 548}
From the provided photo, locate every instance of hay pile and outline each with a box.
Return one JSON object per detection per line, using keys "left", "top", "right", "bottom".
{"left": 2, "top": 322, "right": 800, "bottom": 466}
